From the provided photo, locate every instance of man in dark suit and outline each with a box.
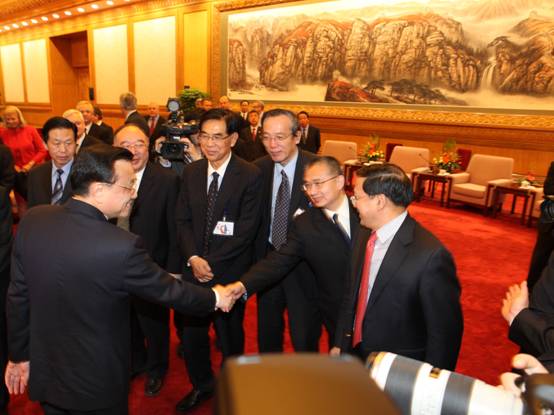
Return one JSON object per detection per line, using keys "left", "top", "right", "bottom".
{"left": 93, "top": 105, "right": 114, "bottom": 145}
{"left": 175, "top": 109, "right": 263, "bottom": 412}
{"left": 113, "top": 124, "right": 180, "bottom": 396}
{"left": 119, "top": 92, "right": 149, "bottom": 137}
{"left": 226, "top": 156, "right": 359, "bottom": 344}
{"left": 297, "top": 111, "right": 321, "bottom": 154}
{"left": 144, "top": 103, "right": 166, "bottom": 150}
{"left": 233, "top": 110, "right": 266, "bottom": 162}
{"left": 333, "top": 163, "right": 463, "bottom": 370}
{"left": 4, "top": 145, "right": 233, "bottom": 415}
{"left": 27, "top": 117, "right": 77, "bottom": 208}
{"left": 77, "top": 100, "right": 109, "bottom": 145}
{"left": 0, "top": 142, "right": 13, "bottom": 414}
{"left": 253, "top": 108, "right": 322, "bottom": 353}
{"left": 63, "top": 109, "right": 103, "bottom": 153}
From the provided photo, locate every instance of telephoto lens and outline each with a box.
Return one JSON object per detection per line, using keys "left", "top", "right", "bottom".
{"left": 367, "top": 352, "right": 524, "bottom": 415}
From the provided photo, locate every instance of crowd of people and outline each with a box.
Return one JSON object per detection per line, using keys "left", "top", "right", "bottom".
{"left": 0, "top": 93, "right": 551, "bottom": 415}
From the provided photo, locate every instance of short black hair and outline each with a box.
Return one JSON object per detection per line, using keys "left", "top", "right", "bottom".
{"left": 199, "top": 108, "right": 241, "bottom": 135}
{"left": 248, "top": 110, "right": 259, "bottom": 117}
{"left": 305, "top": 156, "right": 342, "bottom": 177}
{"left": 262, "top": 108, "right": 299, "bottom": 135}
{"left": 356, "top": 163, "right": 412, "bottom": 207}
{"left": 42, "top": 117, "right": 77, "bottom": 143}
{"left": 240, "top": 100, "right": 249, "bottom": 105}
{"left": 297, "top": 111, "right": 309, "bottom": 118}
{"left": 71, "top": 145, "right": 133, "bottom": 196}
{"left": 93, "top": 105, "right": 103, "bottom": 119}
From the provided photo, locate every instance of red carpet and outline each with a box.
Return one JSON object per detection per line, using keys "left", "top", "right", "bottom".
{"left": 8, "top": 196, "right": 537, "bottom": 414}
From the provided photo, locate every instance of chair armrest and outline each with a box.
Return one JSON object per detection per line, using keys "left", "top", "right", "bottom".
{"left": 488, "top": 178, "right": 512, "bottom": 187}
{"left": 449, "top": 172, "right": 470, "bottom": 185}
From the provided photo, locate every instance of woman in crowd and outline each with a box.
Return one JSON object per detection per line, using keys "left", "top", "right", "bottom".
{"left": 0, "top": 106, "right": 47, "bottom": 215}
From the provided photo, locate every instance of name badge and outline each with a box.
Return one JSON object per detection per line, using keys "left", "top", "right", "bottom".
{"left": 213, "top": 221, "right": 234, "bottom": 236}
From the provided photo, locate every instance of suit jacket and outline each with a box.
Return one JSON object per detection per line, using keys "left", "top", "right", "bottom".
{"left": 176, "top": 155, "right": 263, "bottom": 286}
{"left": 0, "top": 186, "right": 12, "bottom": 281}
{"left": 299, "top": 125, "right": 321, "bottom": 154}
{"left": 89, "top": 122, "right": 113, "bottom": 145}
{"left": 242, "top": 200, "right": 359, "bottom": 331}
{"left": 234, "top": 126, "right": 266, "bottom": 162}
{"left": 27, "top": 161, "right": 73, "bottom": 208}
{"left": 79, "top": 134, "right": 103, "bottom": 151}
{"left": 335, "top": 214, "right": 463, "bottom": 370}
{"left": 125, "top": 111, "right": 150, "bottom": 137}
{"left": 7, "top": 199, "right": 215, "bottom": 411}
{"left": 130, "top": 162, "right": 180, "bottom": 272}
{"left": 0, "top": 144, "right": 14, "bottom": 192}
{"left": 144, "top": 115, "right": 166, "bottom": 141}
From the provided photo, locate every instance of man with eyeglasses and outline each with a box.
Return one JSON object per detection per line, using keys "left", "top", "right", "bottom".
{"left": 5, "top": 145, "right": 232, "bottom": 415}
{"left": 174, "top": 108, "right": 263, "bottom": 412}
{"left": 112, "top": 123, "right": 181, "bottom": 397}
{"left": 27, "top": 117, "right": 77, "bottom": 208}
{"left": 331, "top": 163, "right": 463, "bottom": 370}
{"left": 225, "top": 156, "right": 360, "bottom": 345}
{"left": 251, "top": 108, "right": 321, "bottom": 353}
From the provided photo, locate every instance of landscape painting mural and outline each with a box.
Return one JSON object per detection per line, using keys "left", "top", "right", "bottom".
{"left": 226, "top": 0, "right": 554, "bottom": 111}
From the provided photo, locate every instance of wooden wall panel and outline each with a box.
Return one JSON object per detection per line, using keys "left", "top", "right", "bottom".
{"left": 183, "top": 10, "right": 208, "bottom": 92}
{"left": 1, "top": 43, "right": 24, "bottom": 102}
{"left": 23, "top": 39, "right": 50, "bottom": 103}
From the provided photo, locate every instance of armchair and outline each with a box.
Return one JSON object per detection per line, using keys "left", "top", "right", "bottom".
{"left": 321, "top": 140, "right": 358, "bottom": 165}
{"left": 388, "top": 146, "right": 430, "bottom": 180}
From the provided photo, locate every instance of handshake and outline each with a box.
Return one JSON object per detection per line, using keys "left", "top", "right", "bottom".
{"left": 212, "top": 281, "right": 247, "bottom": 312}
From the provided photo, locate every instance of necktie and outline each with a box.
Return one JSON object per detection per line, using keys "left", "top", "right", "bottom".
{"left": 302, "top": 128, "right": 307, "bottom": 144}
{"left": 352, "top": 231, "right": 377, "bottom": 347}
{"left": 251, "top": 127, "right": 257, "bottom": 141}
{"left": 51, "top": 169, "right": 64, "bottom": 204}
{"left": 117, "top": 216, "right": 130, "bottom": 231}
{"left": 203, "top": 172, "right": 219, "bottom": 256}
{"left": 332, "top": 213, "right": 350, "bottom": 245}
{"left": 271, "top": 170, "right": 290, "bottom": 250}
{"left": 149, "top": 117, "right": 156, "bottom": 136}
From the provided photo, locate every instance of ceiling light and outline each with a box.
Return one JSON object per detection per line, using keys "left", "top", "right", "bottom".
{"left": 41, "top": 16, "right": 48, "bottom": 21}
{"left": 91, "top": 4, "right": 99, "bottom": 9}
{"left": 106, "top": 0, "right": 114, "bottom": 4}
{"left": 64, "top": 10, "right": 72, "bottom": 16}
{"left": 31, "top": 19, "right": 38, "bottom": 24}
{"left": 3, "top": 25, "right": 9, "bottom": 30}
{"left": 52, "top": 13, "right": 60, "bottom": 19}
{"left": 12, "top": 23, "right": 19, "bottom": 28}
{"left": 77, "top": 7, "right": 85, "bottom": 12}
{"left": 22, "top": 21, "right": 28, "bottom": 26}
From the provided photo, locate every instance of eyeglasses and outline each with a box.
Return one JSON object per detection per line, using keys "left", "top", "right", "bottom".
{"left": 119, "top": 142, "right": 147, "bottom": 151}
{"left": 302, "top": 175, "right": 339, "bottom": 191}
{"left": 110, "top": 182, "right": 135, "bottom": 192}
{"left": 198, "top": 132, "right": 231, "bottom": 142}
{"left": 350, "top": 194, "right": 369, "bottom": 206}
{"left": 49, "top": 141, "right": 75, "bottom": 149}
{"left": 261, "top": 134, "right": 293, "bottom": 142}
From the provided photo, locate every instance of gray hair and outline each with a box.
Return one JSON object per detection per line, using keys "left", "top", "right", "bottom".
{"left": 119, "top": 92, "right": 137, "bottom": 111}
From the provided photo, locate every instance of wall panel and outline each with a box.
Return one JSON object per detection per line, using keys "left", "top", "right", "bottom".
{"left": 23, "top": 39, "right": 50, "bottom": 103}
{"left": 183, "top": 11, "right": 208, "bottom": 92}
{"left": 1, "top": 44, "right": 25, "bottom": 102}
{"left": 134, "top": 16, "right": 176, "bottom": 105}
{"left": 93, "top": 25, "right": 128, "bottom": 104}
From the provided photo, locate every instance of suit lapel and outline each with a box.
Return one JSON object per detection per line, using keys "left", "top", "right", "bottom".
{"left": 41, "top": 161, "right": 53, "bottom": 200}
{"left": 131, "top": 163, "right": 155, "bottom": 217}
{"left": 213, "top": 155, "right": 239, "bottom": 221}
{"left": 349, "top": 201, "right": 360, "bottom": 243}
{"left": 365, "top": 215, "right": 415, "bottom": 312}
{"left": 288, "top": 149, "right": 305, "bottom": 220}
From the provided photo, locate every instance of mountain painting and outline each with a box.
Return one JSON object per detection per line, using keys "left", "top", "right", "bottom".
{"left": 225, "top": 0, "right": 554, "bottom": 110}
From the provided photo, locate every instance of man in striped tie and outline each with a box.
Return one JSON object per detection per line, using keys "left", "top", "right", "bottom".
{"left": 332, "top": 163, "right": 463, "bottom": 370}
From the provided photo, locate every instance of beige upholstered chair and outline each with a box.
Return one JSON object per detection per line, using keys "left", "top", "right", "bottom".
{"left": 447, "top": 154, "right": 513, "bottom": 210}
{"left": 320, "top": 140, "right": 358, "bottom": 164}
{"left": 388, "top": 146, "right": 430, "bottom": 179}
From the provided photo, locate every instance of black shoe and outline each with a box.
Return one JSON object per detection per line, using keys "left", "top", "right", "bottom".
{"left": 176, "top": 389, "right": 213, "bottom": 412}
{"left": 144, "top": 376, "right": 163, "bottom": 397}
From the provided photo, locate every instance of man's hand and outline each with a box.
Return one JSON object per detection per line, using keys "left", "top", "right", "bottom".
{"left": 501, "top": 281, "right": 529, "bottom": 325}
{"left": 179, "top": 137, "right": 202, "bottom": 161}
{"left": 225, "top": 281, "right": 246, "bottom": 301}
{"left": 189, "top": 256, "right": 214, "bottom": 282}
{"left": 5, "top": 361, "right": 30, "bottom": 395}
{"left": 213, "top": 284, "right": 235, "bottom": 312}
{"left": 329, "top": 347, "right": 341, "bottom": 357}
{"left": 499, "top": 353, "right": 548, "bottom": 397}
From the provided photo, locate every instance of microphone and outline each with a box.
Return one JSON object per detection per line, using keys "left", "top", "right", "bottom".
{"left": 418, "top": 153, "right": 431, "bottom": 165}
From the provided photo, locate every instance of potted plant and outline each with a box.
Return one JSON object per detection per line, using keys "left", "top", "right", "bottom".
{"left": 360, "top": 133, "right": 385, "bottom": 162}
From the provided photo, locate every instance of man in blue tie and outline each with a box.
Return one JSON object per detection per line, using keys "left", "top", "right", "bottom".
{"left": 27, "top": 117, "right": 77, "bottom": 208}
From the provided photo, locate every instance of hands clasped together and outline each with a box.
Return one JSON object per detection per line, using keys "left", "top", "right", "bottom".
{"left": 211, "top": 282, "right": 248, "bottom": 313}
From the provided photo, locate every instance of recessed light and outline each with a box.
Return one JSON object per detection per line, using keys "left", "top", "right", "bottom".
{"left": 3, "top": 25, "right": 10, "bottom": 30}
{"left": 31, "top": 19, "right": 38, "bottom": 24}
{"left": 12, "top": 23, "right": 19, "bottom": 28}
{"left": 77, "top": 7, "right": 85, "bottom": 12}
{"left": 106, "top": 0, "right": 114, "bottom": 4}
{"left": 64, "top": 10, "right": 72, "bottom": 16}
{"left": 41, "top": 16, "right": 48, "bottom": 21}
{"left": 52, "top": 13, "right": 60, "bottom": 19}
{"left": 91, "top": 4, "right": 99, "bottom": 9}
{"left": 21, "top": 21, "right": 28, "bottom": 26}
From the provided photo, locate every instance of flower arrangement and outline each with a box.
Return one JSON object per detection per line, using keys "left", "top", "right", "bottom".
{"left": 514, "top": 172, "right": 539, "bottom": 188}
{"left": 360, "top": 134, "right": 385, "bottom": 162}
{"left": 431, "top": 138, "right": 461, "bottom": 173}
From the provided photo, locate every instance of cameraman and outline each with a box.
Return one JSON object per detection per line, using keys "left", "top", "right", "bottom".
{"left": 153, "top": 133, "right": 203, "bottom": 177}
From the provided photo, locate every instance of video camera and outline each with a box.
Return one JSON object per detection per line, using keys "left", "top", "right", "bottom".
{"left": 159, "top": 97, "right": 199, "bottom": 161}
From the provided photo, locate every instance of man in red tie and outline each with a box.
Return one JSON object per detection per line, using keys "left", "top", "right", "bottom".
{"left": 234, "top": 110, "right": 266, "bottom": 162}
{"left": 331, "top": 163, "right": 463, "bottom": 370}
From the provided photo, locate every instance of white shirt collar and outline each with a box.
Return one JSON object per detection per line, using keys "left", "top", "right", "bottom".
{"left": 323, "top": 193, "right": 351, "bottom": 237}
{"left": 375, "top": 210, "right": 408, "bottom": 244}
{"left": 135, "top": 165, "right": 146, "bottom": 190}
{"left": 207, "top": 152, "right": 232, "bottom": 180}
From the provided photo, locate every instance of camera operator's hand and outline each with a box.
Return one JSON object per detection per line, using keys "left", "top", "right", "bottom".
{"left": 501, "top": 281, "right": 529, "bottom": 325}
{"left": 154, "top": 136, "right": 166, "bottom": 154}
{"left": 189, "top": 256, "right": 214, "bottom": 282}
{"left": 179, "top": 137, "right": 202, "bottom": 161}
{"left": 499, "top": 353, "right": 548, "bottom": 397}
